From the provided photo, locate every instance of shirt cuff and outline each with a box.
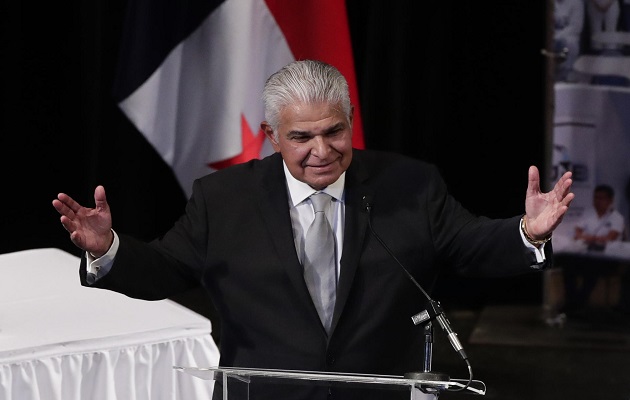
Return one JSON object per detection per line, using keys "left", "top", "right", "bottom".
{"left": 85, "top": 230, "right": 120, "bottom": 282}
{"left": 519, "top": 222, "right": 547, "bottom": 264}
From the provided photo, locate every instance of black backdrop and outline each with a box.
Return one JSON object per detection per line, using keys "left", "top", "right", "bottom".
{"left": 3, "top": 1, "right": 548, "bottom": 310}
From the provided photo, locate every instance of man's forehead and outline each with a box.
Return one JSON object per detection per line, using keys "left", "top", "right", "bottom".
{"left": 282, "top": 101, "right": 343, "bottom": 116}
{"left": 279, "top": 103, "right": 347, "bottom": 131}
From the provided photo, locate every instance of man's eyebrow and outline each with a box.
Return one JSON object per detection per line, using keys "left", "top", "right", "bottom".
{"left": 324, "top": 122, "right": 345, "bottom": 133}
{"left": 286, "top": 122, "right": 345, "bottom": 137}
{"left": 286, "top": 129, "right": 310, "bottom": 136}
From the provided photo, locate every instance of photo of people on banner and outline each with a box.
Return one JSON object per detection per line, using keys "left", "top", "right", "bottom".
{"left": 550, "top": 0, "right": 630, "bottom": 319}
{"left": 551, "top": 72, "right": 630, "bottom": 259}
{"left": 553, "top": 0, "right": 630, "bottom": 84}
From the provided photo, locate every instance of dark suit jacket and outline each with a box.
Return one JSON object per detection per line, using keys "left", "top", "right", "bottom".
{"left": 81, "top": 149, "right": 550, "bottom": 399}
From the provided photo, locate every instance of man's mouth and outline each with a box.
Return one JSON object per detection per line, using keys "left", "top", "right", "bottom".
{"left": 306, "top": 162, "right": 334, "bottom": 171}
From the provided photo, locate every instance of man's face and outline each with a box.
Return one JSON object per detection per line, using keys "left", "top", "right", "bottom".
{"left": 262, "top": 102, "right": 353, "bottom": 190}
{"left": 593, "top": 191, "right": 613, "bottom": 214}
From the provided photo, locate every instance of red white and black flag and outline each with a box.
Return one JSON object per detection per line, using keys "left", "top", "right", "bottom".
{"left": 113, "top": 0, "right": 364, "bottom": 198}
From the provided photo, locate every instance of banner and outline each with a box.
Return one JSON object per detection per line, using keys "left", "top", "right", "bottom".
{"left": 114, "top": 0, "right": 364, "bottom": 198}
{"left": 550, "top": 0, "right": 630, "bottom": 261}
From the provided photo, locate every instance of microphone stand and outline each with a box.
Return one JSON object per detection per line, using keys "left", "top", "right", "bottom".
{"left": 422, "top": 323, "right": 434, "bottom": 374}
{"left": 404, "top": 322, "right": 449, "bottom": 383}
{"left": 363, "top": 196, "right": 473, "bottom": 394}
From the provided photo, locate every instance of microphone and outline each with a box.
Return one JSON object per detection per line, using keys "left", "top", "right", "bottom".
{"left": 411, "top": 300, "right": 467, "bottom": 362}
{"left": 362, "top": 195, "right": 472, "bottom": 390}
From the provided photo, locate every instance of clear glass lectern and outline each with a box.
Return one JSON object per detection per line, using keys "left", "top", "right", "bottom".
{"left": 174, "top": 366, "right": 486, "bottom": 399}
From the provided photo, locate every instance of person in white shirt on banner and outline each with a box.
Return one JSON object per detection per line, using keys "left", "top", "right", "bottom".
{"left": 561, "top": 184, "right": 626, "bottom": 316}
{"left": 554, "top": 0, "right": 585, "bottom": 82}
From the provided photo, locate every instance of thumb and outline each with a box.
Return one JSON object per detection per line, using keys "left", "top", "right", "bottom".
{"left": 94, "top": 185, "right": 109, "bottom": 212}
{"left": 527, "top": 165, "right": 541, "bottom": 196}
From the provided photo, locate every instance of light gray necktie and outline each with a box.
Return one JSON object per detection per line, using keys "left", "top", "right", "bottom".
{"left": 303, "top": 192, "right": 337, "bottom": 333}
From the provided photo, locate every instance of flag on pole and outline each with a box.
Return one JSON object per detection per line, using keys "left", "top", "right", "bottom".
{"left": 113, "top": 0, "right": 364, "bottom": 198}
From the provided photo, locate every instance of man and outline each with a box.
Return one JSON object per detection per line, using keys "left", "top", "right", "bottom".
{"left": 574, "top": 184, "right": 625, "bottom": 248}
{"left": 553, "top": 0, "right": 585, "bottom": 82}
{"left": 561, "top": 184, "right": 625, "bottom": 315}
{"left": 53, "top": 60, "right": 574, "bottom": 399}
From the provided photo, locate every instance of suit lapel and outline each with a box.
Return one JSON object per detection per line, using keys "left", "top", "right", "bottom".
{"left": 256, "top": 154, "right": 318, "bottom": 317}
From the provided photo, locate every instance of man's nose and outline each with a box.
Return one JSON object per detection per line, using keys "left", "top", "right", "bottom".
{"left": 310, "top": 136, "right": 331, "bottom": 156}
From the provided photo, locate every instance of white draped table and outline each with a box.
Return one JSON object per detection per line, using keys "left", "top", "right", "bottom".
{"left": 0, "top": 248, "right": 220, "bottom": 400}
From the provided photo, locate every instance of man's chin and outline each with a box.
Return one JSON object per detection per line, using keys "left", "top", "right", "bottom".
{"left": 301, "top": 162, "right": 346, "bottom": 188}
{"left": 305, "top": 174, "right": 338, "bottom": 190}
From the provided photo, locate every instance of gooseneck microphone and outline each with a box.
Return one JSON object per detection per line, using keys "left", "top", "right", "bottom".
{"left": 362, "top": 195, "right": 472, "bottom": 392}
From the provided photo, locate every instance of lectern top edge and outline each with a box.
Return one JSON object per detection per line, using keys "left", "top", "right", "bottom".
{"left": 173, "top": 365, "right": 487, "bottom": 396}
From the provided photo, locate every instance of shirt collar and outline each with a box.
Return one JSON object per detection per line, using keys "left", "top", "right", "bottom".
{"left": 283, "top": 161, "right": 345, "bottom": 206}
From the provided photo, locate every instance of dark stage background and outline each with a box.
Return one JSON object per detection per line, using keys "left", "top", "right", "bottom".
{"left": 3, "top": 1, "right": 548, "bottom": 310}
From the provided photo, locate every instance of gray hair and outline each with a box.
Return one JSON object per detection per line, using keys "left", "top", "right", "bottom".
{"left": 262, "top": 60, "right": 352, "bottom": 137}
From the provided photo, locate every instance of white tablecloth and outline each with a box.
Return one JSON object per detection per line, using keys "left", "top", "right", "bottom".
{"left": 0, "top": 248, "right": 220, "bottom": 400}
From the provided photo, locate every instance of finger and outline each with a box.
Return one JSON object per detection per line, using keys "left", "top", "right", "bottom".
{"left": 562, "top": 176, "right": 573, "bottom": 196}
{"left": 556, "top": 173, "right": 573, "bottom": 201}
{"left": 69, "top": 231, "right": 84, "bottom": 249}
{"left": 562, "top": 192, "right": 575, "bottom": 208}
{"left": 59, "top": 215, "right": 76, "bottom": 233}
{"left": 52, "top": 198, "right": 76, "bottom": 218}
{"left": 56, "top": 193, "right": 82, "bottom": 214}
{"left": 559, "top": 171, "right": 572, "bottom": 187}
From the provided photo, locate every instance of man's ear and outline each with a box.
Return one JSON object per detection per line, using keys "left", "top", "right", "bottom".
{"left": 349, "top": 105, "right": 354, "bottom": 126}
{"left": 261, "top": 121, "right": 280, "bottom": 152}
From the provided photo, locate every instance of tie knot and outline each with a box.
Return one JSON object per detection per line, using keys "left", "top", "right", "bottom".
{"left": 310, "top": 192, "right": 331, "bottom": 213}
